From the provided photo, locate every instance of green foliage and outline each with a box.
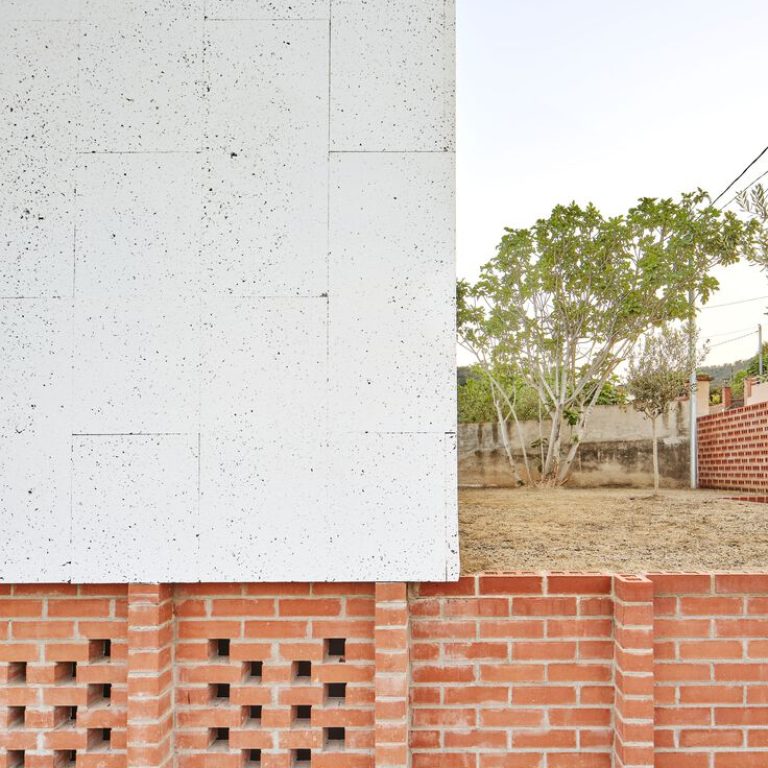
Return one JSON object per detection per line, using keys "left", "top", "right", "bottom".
{"left": 746, "top": 343, "right": 768, "bottom": 377}
{"left": 626, "top": 325, "right": 694, "bottom": 419}
{"left": 735, "top": 184, "right": 768, "bottom": 270}
{"left": 457, "top": 366, "right": 538, "bottom": 423}
{"left": 458, "top": 370, "right": 626, "bottom": 424}
{"left": 596, "top": 376, "right": 627, "bottom": 406}
{"left": 732, "top": 368, "right": 749, "bottom": 400}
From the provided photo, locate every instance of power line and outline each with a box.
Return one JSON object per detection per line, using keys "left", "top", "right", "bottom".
{"left": 711, "top": 144, "right": 768, "bottom": 207}
{"left": 700, "top": 294, "right": 768, "bottom": 310}
{"left": 706, "top": 324, "right": 759, "bottom": 338}
{"left": 654, "top": 143, "right": 768, "bottom": 247}
{"left": 720, "top": 167, "right": 768, "bottom": 210}
{"left": 708, "top": 330, "right": 758, "bottom": 349}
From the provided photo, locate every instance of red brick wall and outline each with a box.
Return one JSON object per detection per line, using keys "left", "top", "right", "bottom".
{"left": 1, "top": 575, "right": 768, "bottom": 767}
{"left": 652, "top": 573, "right": 768, "bottom": 768}
{"left": 698, "top": 401, "right": 768, "bottom": 491}
{"left": 409, "top": 574, "right": 614, "bottom": 768}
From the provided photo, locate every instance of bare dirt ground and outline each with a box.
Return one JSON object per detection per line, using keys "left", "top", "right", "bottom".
{"left": 460, "top": 487, "right": 768, "bottom": 574}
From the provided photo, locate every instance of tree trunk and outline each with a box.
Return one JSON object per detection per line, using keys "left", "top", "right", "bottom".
{"left": 494, "top": 399, "right": 524, "bottom": 486}
{"left": 557, "top": 402, "right": 595, "bottom": 485}
{"left": 509, "top": 406, "right": 533, "bottom": 485}
{"left": 652, "top": 415, "right": 660, "bottom": 495}
{"left": 541, "top": 410, "right": 562, "bottom": 483}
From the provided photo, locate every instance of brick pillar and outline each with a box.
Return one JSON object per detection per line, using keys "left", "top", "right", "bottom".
{"left": 374, "top": 583, "right": 410, "bottom": 768}
{"left": 127, "top": 585, "right": 174, "bottom": 768}
{"left": 613, "top": 575, "right": 654, "bottom": 768}
{"left": 722, "top": 384, "right": 732, "bottom": 409}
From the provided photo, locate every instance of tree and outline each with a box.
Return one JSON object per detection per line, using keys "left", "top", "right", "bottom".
{"left": 626, "top": 326, "right": 704, "bottom": 493}
{"left": 736, "top": 185, "right": 768, "bottom": 271}
{"left": 746, "top": 343, "right": 768, "bottom": 379}
{"left": 458, "top": 192, "right": 756, "bottom": 486}
{"left": 457, "top": 365, "right": 538, "bottom": 424}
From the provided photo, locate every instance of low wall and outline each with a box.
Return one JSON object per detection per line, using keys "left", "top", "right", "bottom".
{"left": 460, "top": 403, "right": 690, "bottom": 488}
{"left": 698, "top": 401, "right": 768, "bottom": 492}
{"left": 2, "top": 575, "right": 768, "bottom": 768}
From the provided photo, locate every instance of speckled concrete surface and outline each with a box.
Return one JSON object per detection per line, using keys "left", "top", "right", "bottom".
{"left": 0, "top": 0, "right": 457, "bottom": 582}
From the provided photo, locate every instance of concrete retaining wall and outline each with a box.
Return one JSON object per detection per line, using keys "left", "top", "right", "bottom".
{"left": 459, "top": 403, "right": 690, "bottom": 488}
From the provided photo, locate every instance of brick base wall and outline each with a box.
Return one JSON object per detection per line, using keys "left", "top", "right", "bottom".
{"left": 2, "top": 575, "right": 768, "bottom": 767}
{"left": 698, "top": 402, "right": 768, "bottom": 491}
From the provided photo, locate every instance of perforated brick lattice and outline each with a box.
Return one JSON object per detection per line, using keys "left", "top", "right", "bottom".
{"left": 698, "top": 401, "right": 768, "bottom": 491}
{"left": 0, "top": 585, "right": 128, "bottom": 768}
{"left": 173, "top": 583, "right": 376, "bottom": 768}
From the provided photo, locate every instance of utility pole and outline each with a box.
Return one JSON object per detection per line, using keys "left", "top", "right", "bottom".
{"left": 688, "top": 288, "right": 697, "bottom": 490}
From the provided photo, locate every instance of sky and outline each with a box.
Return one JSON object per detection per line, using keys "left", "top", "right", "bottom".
{"left": 457, "top": 0, "right": 768, "bottom": 367}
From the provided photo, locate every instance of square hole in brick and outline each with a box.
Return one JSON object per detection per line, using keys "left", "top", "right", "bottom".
{"left": 87, "top": 728, "right": 111, "bottom": 751}
{"left": 8, "top": 706, "right": 25, "bottom": 728}
{"left": 8, "top": 750, "right": 24, "bottom": 768}
{"left": 325, "top": 727, "right": 345, "bottom": 748}
{"left": 54, "top": 706, "right": 77, "bottom": 727}
{"left": 87, "top": 683, "right": 111, "bottom": 705}
{"left": 325, "top": 638, "right": 346, "bottom": 659}
{"left": 88, "top": 639, "right": 111, "bottom": 661}
{"left": 325, "top": 683, "right": 346, "bottom": 702}
{"left": 211, "top": 638, "right": 230, "bottom": 658}
{"left": 243, "top": 749, "right": 261, "bottom": 766}
{"left": 8, "top": 662, "right": 27, "bottom": 683}
{"left": 210, "top": 727, "right": 229, "bottom": 746}
{"left": 53, "top": 751, "right": 76, "bottom": 768}
{"left": 247, "top": 661, "right": 263, "bottom": 680}
{"left": 211, "top": 683, "right": 230, "bottom": 701}
{"left": 292, "top": 705, "right": 312, "bottom": 724}
{"left": 54, "top": 661, "right": 76, "bottom": 682}
{"left": 245, "top": 705, "right": 262, "bottom": 724}
{"left": 293, "top": 660, "right": 311, "bottom": 679}
{"left": 292, "top": 750, "right": 311, "bottom": 766}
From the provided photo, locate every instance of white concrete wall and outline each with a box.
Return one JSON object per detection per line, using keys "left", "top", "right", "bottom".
{"left": 0, "top": 0, "right": 457, "bottom": 582}
{"left": 746, "top": 379, "right": 768, "bottom": 408}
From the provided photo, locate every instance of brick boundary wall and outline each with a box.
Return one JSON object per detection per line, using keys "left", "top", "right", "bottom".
{"left": 698, "top": 401, "right": 768, "bottom": 491}
{"left": 1, "top": 575, "right": 768, "bottom": 767}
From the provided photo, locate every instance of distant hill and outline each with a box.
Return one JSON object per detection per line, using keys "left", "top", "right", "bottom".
{"left": 701, "top": 355, "right": 757, "bottom": 386}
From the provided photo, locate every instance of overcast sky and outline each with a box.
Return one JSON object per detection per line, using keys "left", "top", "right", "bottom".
{"left": 457, "top": 0, "right": 768, "bottom": 367}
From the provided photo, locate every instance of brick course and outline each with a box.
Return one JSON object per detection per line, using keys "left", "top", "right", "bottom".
{"left": 0, "top": 576, "right": 767, "bottom": 767}
{"left": 698, "top": 401, "right": 768, "bottom": 491}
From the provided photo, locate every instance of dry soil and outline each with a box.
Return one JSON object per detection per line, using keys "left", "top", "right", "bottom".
{"left": 459, "top": 487, "right": 768, "bottom": 574}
